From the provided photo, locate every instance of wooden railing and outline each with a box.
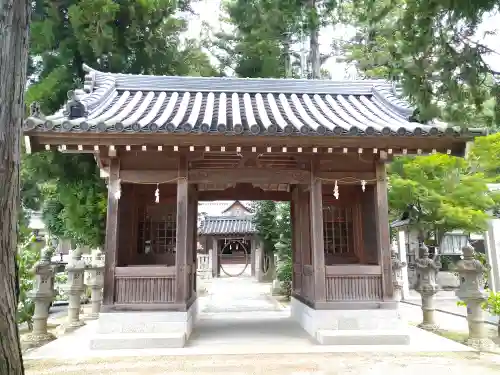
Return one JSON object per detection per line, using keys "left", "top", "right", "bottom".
{"left": 114, "top": 266, "right": 176, "bottom": 304}
{"left": 325, "top": 265, "right": 382, "bottom": 301}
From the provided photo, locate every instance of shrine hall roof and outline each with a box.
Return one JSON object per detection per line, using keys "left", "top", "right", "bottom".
{"left": 24, "top": 64, "right": 481, "bottom": 138}
{"left": 199, "top": 215, "right": 256, "bottom": 236}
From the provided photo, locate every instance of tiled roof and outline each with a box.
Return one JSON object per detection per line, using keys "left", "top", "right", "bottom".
{"left": 199, "top": 215, "right": 256, "bottom": 235}
{"left": 24, "top": 64, "right": 467, "bottom": 137}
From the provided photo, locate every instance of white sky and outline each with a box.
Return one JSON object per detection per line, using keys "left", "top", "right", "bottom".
{"left": 187, "top": 0, "right": 500, "bottom": 78}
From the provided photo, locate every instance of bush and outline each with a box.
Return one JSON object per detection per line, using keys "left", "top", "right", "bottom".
{"left": 17, "top": 235, "right": 41, "bottom": 329}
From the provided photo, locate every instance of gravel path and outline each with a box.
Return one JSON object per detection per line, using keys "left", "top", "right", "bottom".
{"left": 25, "top": 352, "right": 500, "bottom": 375}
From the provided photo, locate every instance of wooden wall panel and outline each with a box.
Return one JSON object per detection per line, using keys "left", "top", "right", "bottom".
{"left": 325, "top": 275, "right": 382, "bottom": 301}
{"left": 115, "top": 276, "right": 175, "bottom": 304}
{"left": 360, "top": 185, "right": 378, "bottom": 264}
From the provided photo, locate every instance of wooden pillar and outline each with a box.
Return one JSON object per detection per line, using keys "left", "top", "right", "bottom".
{"left": 291, "top": 185, "right": 300, "bottom": 294}
{"left": 175, "top": 155, "right": 189, "bottom": 305}
{"left": 310, "top": 164, "right": 326, "bottom": 303}
{"left": 103, "top": 158, "right": 120, "bottom": 306}
{"left": 250, "top": 237, "right": 256, "bottom": 277}
{"left": 190, "top": 185, "right": 198, "bottom": 297}
{"left": 375, "top": 160, "right": 393, "bottom": 300}
{"left": 211, "top": 237, "right": 219, "bottom": 278}
{"left": 299, "top": 187, "right": 311, "bottom": 299}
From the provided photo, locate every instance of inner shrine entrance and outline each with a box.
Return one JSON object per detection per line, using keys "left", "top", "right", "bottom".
{"left": 23, "top": 64, "right": 476, "bottom": 349}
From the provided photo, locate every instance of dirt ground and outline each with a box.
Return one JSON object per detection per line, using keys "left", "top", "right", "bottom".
{"left": 24, "top": 352, "right": 500, "bottom": 375}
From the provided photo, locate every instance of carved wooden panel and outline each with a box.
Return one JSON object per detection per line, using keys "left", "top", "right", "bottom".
{"left": 325, "top": 275, "right": 382, "bottom": 301}
{"left": 115, "top": 276, "right": 175, "bottom": 304}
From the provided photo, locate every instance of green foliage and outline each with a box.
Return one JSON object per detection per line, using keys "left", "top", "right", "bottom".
{"left": 54, "top": 273, "right": 68, "bottom": 302}
{"left": 252, "top": 201, "right": 279, "bottom": 255}
{"left": 17, "top": 234, "right": 42, "bottom": 329}
{"left": 252, "top": 200, "right": 292, "bottom": 297}
{"left": 24, "top": 0, "right": 218, "bottom": 246}
{"left": 275, "top": 203, "right": 292, "bottom": 299}
{"left": 485, "top": 290, "right": 500, "bottom": 317}
{"left": 388, "top": 154, "right": 495, "bottom": 245}
{"left": 23, "top": 152, "right": 107, "bottom": 247}
{"left": 341, "top": 0, "right": 500, "bottom": 128}
{"left": 469, "top": 133, "right": 500, "bottom": 183}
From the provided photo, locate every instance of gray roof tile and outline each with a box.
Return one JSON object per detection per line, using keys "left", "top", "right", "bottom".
{"left": 24, "top": 64, "right": 464, "bottom": 137}
{"left": 199, "top": 215, "right": 256, "bottom": 235}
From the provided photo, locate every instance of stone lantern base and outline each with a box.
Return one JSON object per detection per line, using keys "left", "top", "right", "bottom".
{"left": 22, "top": 332, "right": 56, "bottom": 347}
{"left": 417, "top": 321, "right": 439, "bottom": 332}
{"left": 466, "top": 337, "right": 496, "bottom": 352}
{"left": 57, "top": 320, "right": 86, "bottom": 334}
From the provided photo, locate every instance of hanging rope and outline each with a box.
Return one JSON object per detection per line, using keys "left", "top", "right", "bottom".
{"left": 219, "top": 239, "right": 250, "bottom": 277}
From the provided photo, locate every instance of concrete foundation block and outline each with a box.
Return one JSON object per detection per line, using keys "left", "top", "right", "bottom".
{"left": 290, "top": 297, "right": 410, "bottom": 346}
{"left": 317, "top": 329, "right": 410, "bottom": 345}
{"left": 90, "top": 332, "right": 186, "bottom": 350}
{"left": 89, "top": 299, "right": 198, "bottom": 349}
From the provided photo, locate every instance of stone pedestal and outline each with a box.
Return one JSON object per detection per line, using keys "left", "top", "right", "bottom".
{"left": 90, "top": 300, "right": 198, "bottom": 350}
{"left": 414, "top": 244, "right": 441, "bottom": 331}
{"left": 290, "top": 298, "right": 410, "bottom": 345}
{"left": 455, "top": 243, "right": 495, "bottom": 351}
{"left": 485, "top": 217, "right": 500, "bottom": 293}
{"left": 85, "top": 250, "right": 104, "bottom": 320}
{"left": 59, "top": 247, "right": 87, "bottom": 333}
{"left": 391, "top": 245, "right": 407, "bottom": 302}
{"left": 23, "top": 245, "right": 57, "bottom": 346}
{"left": 255, "top": 246, "right": 263, "bottom": 281}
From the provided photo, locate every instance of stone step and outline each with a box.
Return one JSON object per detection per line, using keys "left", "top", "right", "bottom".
{"left": 316, "top": 329, "right": 411, "bottom": 345}
{"left": 90, "top": 332, "right": 186, "bottom": 350}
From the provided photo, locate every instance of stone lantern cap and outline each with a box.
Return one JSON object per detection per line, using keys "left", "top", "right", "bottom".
{"left": 32, "top": 245, "right": 55, "bottom": 273}
{"left": 455, "top": 243, "right": 489, "bottom": 301}
{"left": 391, "top": 244, "right": 407, "bottom": 270}
{"left": 415, "top": 244, "right": 441, "bottom": 270}
{"left": 65, "top": 247, "right": 86, "bottom": 271}
{"left": 455, "top": 243, "right": 487, "bottom": 272}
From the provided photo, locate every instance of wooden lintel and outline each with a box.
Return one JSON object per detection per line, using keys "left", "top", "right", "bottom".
{"left": 120, "top": 170, "right": 178, "bottom": 184}
{"left": 189, "top": 168, "right": 311, "bottom": 184}
{"left": 198, "top": 188, "right": 290, "bottom": 201}
{"left": 316, "top": 171, "right": 376, "bottom": 182}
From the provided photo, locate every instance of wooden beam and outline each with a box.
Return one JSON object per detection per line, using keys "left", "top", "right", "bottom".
{"left": 175, "top": 155, "right": 189, "bottom": 303}
{"left": 197, "top": 185, "right": 291, "bottom": 201}
{"left": 103, "top": 157, "right": 120, "bottom": 306}
{"left": 189, "top": 168, "right": 310, "bottom": 184}
{"left": 120, "top": 170, "right": 178, "bottom": 184}
{"left": 316, "top": 171, "right": 376, "bottom": 182}
{"left": 309, "top": 161, "right": 326, "bottom": 303}
{"left": 374, "top": 162, "right": 393, "bottom": 301}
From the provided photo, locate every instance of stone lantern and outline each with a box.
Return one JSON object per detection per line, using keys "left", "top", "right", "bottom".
{"left": 60, "top": 247, "right": 87, "bottom": 332}
{"left": 85, "top": 250, "right": 105, "bottom": 320}
{"left": 414, "top": 244, "right": 441, "bottom": 331}
{"left": 23, "top": 245, "right": 57, "bottom": 345}
{"left": 391, "top": 244, "right": 407, "bottom": 302}
{"left": 455, "top": 243, "right": 494, "bottom": 351}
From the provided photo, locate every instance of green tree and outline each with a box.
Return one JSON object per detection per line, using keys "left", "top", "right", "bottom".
{"left": 252, "top": 200, "right": 279, "bottom": 256}
{"left": 469, "top": 133, "right": 500, "bottom": 182}
{"left": 23, "top": 0, "right": 218, "bottom": 246}
{"left": 340, "top": 0, "right": 499, "bottom": 128}
{"left": 275, "top": 202, "right": 292, "bottom": 299}
{"left": 388, "top": 154, "right": 496, "bottom": 246}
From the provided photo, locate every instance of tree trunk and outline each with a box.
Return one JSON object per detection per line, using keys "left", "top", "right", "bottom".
{"left": 308, "top": 0, "right": 321, "bottom": 79}
{"left": 0, "top": 1, "right": 31, "bottom": 374}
